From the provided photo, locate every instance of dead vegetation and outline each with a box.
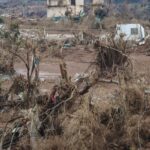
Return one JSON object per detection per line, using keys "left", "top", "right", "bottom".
{"left": 0, "top": 23, "right": 150, "bottom": 149}
{"left": 0, "top": 59, "right": 150, "bottom": 150}
{"left": 92, "top": 35, "right": 133, "bottom": 79}
{"left": 0, "top": 28, "right": 150, "bottom": 149}
{"left": 0, "top": 49, "right": 15, "bottom": 75}
{"left": 0, "top": 14, "right": 150, "bottom": 150}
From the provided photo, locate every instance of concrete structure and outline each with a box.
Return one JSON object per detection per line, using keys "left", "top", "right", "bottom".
{"left": 47, "top": 0, "right": 104, "bottom": 18}
{"left": 115, "top": 24, "right": 146, "bottom": 45}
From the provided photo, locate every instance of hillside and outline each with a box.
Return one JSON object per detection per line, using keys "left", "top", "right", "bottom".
{"left": 0, "top": 0, "right": 46, "bottom": 17}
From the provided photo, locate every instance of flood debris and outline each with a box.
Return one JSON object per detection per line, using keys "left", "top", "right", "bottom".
{"left": 1, "top": 118, "right": 28, "bottom": 149}
{"left": 0, "top": 49, "right": 15, "bottom": 75}
{"left": 0, "top": 64, "right": 15, "bottom": 75}
{"left": 0, "top": 54, "right": 150, "bottom": 150}
{"left": 0, "top": 51, "right": 149, "bottom": 149}
{"left": 0, "top": 2, "right": 150, "bottom": 149}
{"left": 94, "top": 40, "right": 133, "bottom": 78}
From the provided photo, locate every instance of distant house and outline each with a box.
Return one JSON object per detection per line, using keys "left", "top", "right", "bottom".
{"left": 47, "top": 0, "right": 104, "bottom": 18}
{"left": 115, "top": 24, "right": 146, "bottom": 45}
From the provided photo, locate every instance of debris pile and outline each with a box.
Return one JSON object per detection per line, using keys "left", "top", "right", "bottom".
{"left": 0, "top": 26, "right": 149, "bottom": 150}
{"left": 0, "top": 2, "right": 150, "bottom": 150}
{"left": 0, "top": 75, "right": 37, "bottom": 110}
{"left": 94, "top": 40, "right": 133, "bottom": 77}
{"left": 0, "top": 61, "right": 149, "bottom": 150}
{"left": 0, "top": 51, "right": 15, "bottom": 75}
{"left": 0, "top": 63, "right": 15, "bottom": 75}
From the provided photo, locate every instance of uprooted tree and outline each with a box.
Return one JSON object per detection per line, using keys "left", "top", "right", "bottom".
{"left": 93, "top": 35, "right": 133, "bottom": 79}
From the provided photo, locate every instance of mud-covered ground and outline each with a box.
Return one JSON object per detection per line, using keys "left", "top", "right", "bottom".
{"left": 0, "top": 29, "right": 150, "bottom": 150}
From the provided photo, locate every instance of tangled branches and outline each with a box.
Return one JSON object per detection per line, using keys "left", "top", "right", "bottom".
{"left": 94, "top": 41, "right": 133, "bottom": 78}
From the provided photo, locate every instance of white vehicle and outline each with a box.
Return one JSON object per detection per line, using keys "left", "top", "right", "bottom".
{"left": 115, "top": 24, "right": 146, "bottom": 45}
{"left": 0, "top": 24, "right": 5, "bottom": 30}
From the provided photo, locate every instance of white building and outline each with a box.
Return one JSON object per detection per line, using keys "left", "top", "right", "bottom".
{"left": 47, "top": 0, "right": 104, "bottom": 18}
{"left": 115, "top": 24, "right": 146, "bottom": 44}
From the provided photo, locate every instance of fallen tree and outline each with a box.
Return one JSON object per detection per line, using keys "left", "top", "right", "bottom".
{"left": 93, "top": 39, "right": 133, "bottom": 78}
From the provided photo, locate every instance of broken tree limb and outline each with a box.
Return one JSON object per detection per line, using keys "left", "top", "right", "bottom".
{"left": 59, "top": 61, "right": 69, "bottom": 83}
{"left": 6, "top": 49, "right": 29, "bottom": 72}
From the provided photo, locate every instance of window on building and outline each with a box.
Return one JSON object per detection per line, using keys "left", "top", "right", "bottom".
{"left": 131, "top": 28, "right": 138, "bottom": 35}
{"left": 117, "top": 26, "right": 120, "bottom": 30}
{"left": 71, "top": 0, "right": 76, "bottom": 6}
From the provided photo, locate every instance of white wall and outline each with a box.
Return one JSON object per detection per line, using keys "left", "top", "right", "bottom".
{"left": 47, "top": 0, "right": 105, "bottom": 18}
{"left": 47, "top": 6, "right": 84, "bottom": 17}
{"left": 47, "top": 0, "right": 58, "bottom": 6}
{"left": 115, "top": 24, "right": 145, "bottom": 41}
{"left": 47, "top": 0, "right": 70, "bottom": 6}
{"left": 47, "top": 7, "right": 67, "bottom": 17}
{"left": 93, "top": 0, "right": 104, "bottom": 5}
{"left": 70, "top": 5, "right": 84, "bottom": 14}
{"left": 76, "top": 0, "right": 84, "bottom": 5}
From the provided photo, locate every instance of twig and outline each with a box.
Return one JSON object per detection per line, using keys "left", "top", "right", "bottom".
{"left": 0, "top": 116, "right": 23, "bottom": 149}
{"left": 6, "top": 49, "right": 29, "bottom": 71}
